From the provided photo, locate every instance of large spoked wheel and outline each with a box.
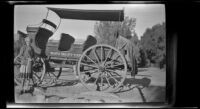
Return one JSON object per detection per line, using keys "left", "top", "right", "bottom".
{"left": 77, "top": 44, "right": 127, "bottom": 92}
{"left": 14, "top": 55, "right": 46, "bottom": 87}
{"left": 31, "top": 57, "right": 46, "bottom": 86}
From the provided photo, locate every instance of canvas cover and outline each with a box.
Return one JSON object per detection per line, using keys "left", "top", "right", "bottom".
{"left": 47, "top": 7, "right": 124, "bottom": 21}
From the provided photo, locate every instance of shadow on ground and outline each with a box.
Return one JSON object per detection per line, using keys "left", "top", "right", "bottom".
{"left": 39, "top": 79, "right": 80, "bottom": 88}
{"left": 119, "top": 77, "right": 151, "bottom": 92}
{"left": 113, "top": 77, "right": 165, "bottom": 102}
{"left": 113, "top": 77, "right": 151, "bottom": 102}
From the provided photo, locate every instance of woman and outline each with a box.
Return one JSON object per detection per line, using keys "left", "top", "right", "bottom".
{"left": 17, "top": 36, "right": 34, "bottom": 93}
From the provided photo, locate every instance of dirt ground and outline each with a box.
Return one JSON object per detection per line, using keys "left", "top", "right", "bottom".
{"left": 14, "top": 67, "right": 166, "bottom": 103}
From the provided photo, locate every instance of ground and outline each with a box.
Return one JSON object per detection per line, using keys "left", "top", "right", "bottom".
{"left": 14, "top": 67, "right": 166, "bottom": 103}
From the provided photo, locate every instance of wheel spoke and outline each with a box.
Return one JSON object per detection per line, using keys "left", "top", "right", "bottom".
{"left": 108, "top": 64, "right": 125, "bottom": 69}
{"left": 49, "top": 72, "right": 57, "bottom": 78}
{"left": 101, "top": 46, "right": 104, "bottom": 63}
{"left": 104, "top": 71, "right": 111, "bottom": 87}
{"left": 107, "top": 70, "right": 116, "bottom": 77}
{"left": 33, "top": 72, "right": 43, "bottom": 83}
{"left": 112, "top": 55, "right": 121, "bottom": 63}
{"left": 92, "top": 48, "right": 100, "bottom": 64}
{"left": 107, "top": 72, "right": 119, "bottom": 86}
{"left": 80, "top": 62, "right": 98, "bottom": 69}
{"left": 33, "top": 72, "right": 41, "bottom": 80}
{"left": 107, "top": 49, "right": 115, "bottom": 64}
{"left": 103, "top": 48, "right": 112, "bottom": 65}
{"left": 114, "top": 54, "right": 121, "bottom": 60}
{"left": 84, "top": 54, "right": 98, "bottom": 66}
{"left": 100, "top": 73, "right": 103, "bottom": 90}
{"left": 106, "top": 69, "right": 122, "bottom": 77}
{"left": 105, "top": 55, "right": 120, "bottom": 66}
{"left": 33, "top": 75, "right": 42, "bottom": 84}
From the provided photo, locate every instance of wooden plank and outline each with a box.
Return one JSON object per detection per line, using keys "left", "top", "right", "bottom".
{"left": 49, "top": 62, "right": 74, "bottom": 68}
{"left": 50, "top": 56, "right": 78, "bottom": 61}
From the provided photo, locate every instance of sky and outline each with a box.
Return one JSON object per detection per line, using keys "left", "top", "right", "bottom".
{"left": 14, "top": 4, "right": 165, "bottom": 41}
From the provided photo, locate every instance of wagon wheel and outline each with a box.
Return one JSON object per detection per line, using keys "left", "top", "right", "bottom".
{"left": 31, "top": 57, "right": 46, "bottom": 86}
{"left": 77, "top": 44, "right": 127, "bottom": 92}
{"left": 14, "top": 56, "right": 46, "bottom": 87}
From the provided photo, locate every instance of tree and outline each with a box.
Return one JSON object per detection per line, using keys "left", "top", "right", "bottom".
{"left": 94, "top": 21, "right": 119, "bottom": 46}
{"left": 140, "top": 22, "right": 166, "bottom": 68}
{"left": 118, "top": 17, "right": 136, "bottom": 39}
{"left": 93, "top": 16, "right": 142, "bottom": 63}
{"left": 94, "top": 16, "right": 136, "bottom": 45}
{"left": 138, "top": 47, "right": 147, "bottom": 67}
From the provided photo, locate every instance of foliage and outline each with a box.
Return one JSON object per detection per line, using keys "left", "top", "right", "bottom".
{"left": 94, "top": 21, "right": 118, "bottom": 46}
{"left": 140, "top": 22, "right": 166, "bottom": 68}
{"left": 94, "top": 16, "right": 136, "bottom": 46}
{"left": 93, "top": 16, "right": 141, "bottom": 62}
{"left": 118, "top": 17, "right": 136, "bottom": 39}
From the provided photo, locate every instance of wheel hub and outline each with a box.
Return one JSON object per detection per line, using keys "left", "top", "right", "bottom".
{"left": 99, "top": 66, "right": 105, "bottom": 72}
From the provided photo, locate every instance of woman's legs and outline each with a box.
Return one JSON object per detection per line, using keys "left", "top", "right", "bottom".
{"left": 21, "top": 59, "right": 33, "bottom": 93}
{"left": 19, "top": 65, "right": 26, "bottom": 93}
{"left": 22, "top": 66, "right": 29, "bottom": 92}
{"left": 24, "top": 59, "right": 33, "bottom": 92}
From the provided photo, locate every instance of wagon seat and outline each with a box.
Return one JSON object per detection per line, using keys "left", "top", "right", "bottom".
{"left": 26, "top": 19, "right": 57, "bottom": 57}
{"left": 58, "top": 33, "right": 75, "bottom": 51}
{"left": 82, "top": 35, "right": 97, "bottom": 52}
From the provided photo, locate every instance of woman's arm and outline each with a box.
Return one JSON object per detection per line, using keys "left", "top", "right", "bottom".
{"left": 18, "top": 45, "right": 25, "bottom": 57}
{"left": 14, "top": 45, "right": 25, "bottom": 64}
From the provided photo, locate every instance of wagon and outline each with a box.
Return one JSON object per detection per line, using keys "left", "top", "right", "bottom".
{"left": 14, "top": 7, "right": 137, "bottom": 92}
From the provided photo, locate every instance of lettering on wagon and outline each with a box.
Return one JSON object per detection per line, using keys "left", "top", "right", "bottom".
{"left": 50, "top": 52, "right": 81, "bottom": 58}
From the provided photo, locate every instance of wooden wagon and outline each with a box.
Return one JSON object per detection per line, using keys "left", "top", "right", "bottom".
{"left": 14, "top": 7, "right": 137, "bottom": 92}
